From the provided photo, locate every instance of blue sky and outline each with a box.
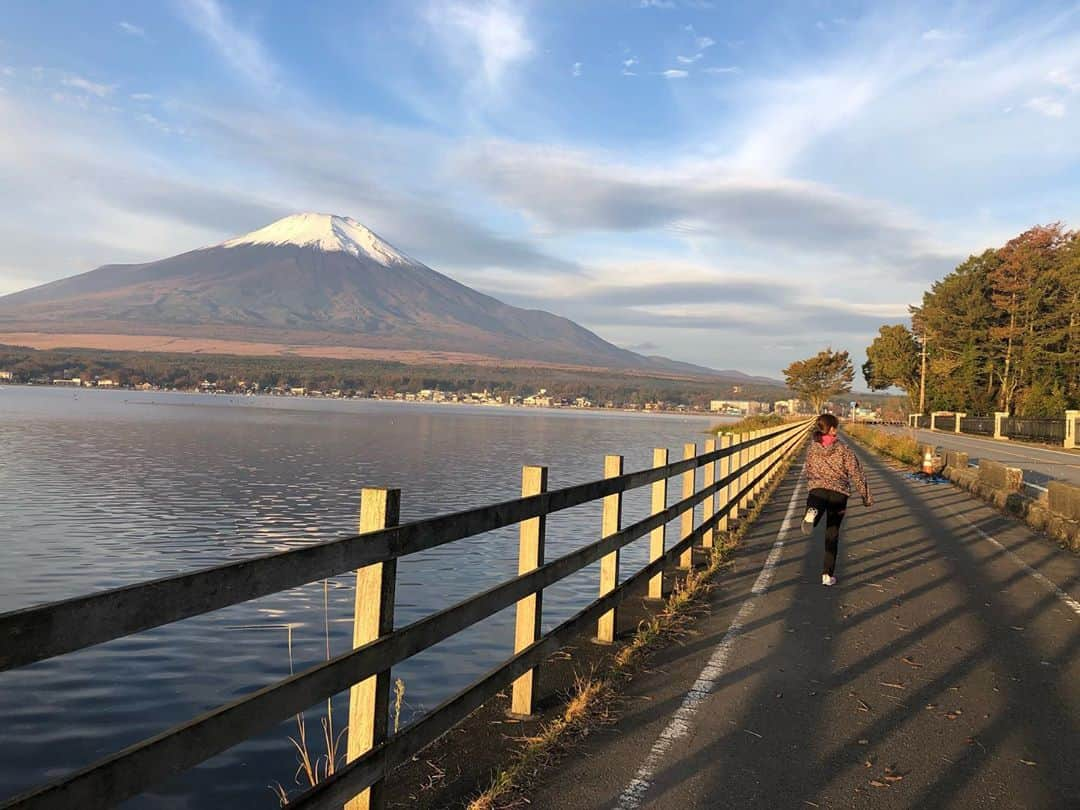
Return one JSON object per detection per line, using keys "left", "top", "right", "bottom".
{"left": 1, "top": 1, "right": 1078, "bottom": 377}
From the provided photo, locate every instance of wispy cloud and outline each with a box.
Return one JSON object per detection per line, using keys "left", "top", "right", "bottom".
{"left": 683, "top": 25, "right": 715, "bottom": 51}
{"left": 703, "top": 66, "right": 740, "bottom": 74}
{"left": 177, "top": 0, "right": 278, "bottom": 92}
{"left": 1025, "top": 95, "right": 1066, "bottom": 117}
{"left": 622, "top": 57, "right": 638, "bottom": 76}
{"left": 130, "top": 92, "right": 154, "bottom": 101}
{"left": 676, "top": 54, "right": 701, "bottom": 65}
{"left": 639, "top": 0, "right": 675, "bottom": 8}
{"left": 572, "top": 61, "right": 582, "bottom": 77}
{"left": 424, "top": 1, "right": 533, "bottom": 90}
{"left": 1047, "top": 68, "right": 1080, "bottom": 91}
{"left": 118, "top": 21, "right": 146, "bottom": 37}
{"left": 457, "top": 142, "right": 957, "bottom": 279}
{"left": 61, "top": 75, "right": 114, "bottom": 97}
{"left": 662, "top": 69, "right": 688, "bottom": 79}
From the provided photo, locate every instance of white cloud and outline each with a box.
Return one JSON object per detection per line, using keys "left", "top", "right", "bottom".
{"left": 1047, "top": 68, "right": 1080, "bottom": 91}
{"left": 130, "top": 92, "right": 154, "bottom": 101}
{"left": 424, "top": 1, "right": 533, "bottom": 89}
{"left": 118, "top": 21, "right": 146, "bottom": 37}
{"left": 682, "top": 25, "right": 715, "bottom": 51}
{"left": 1025, "top": 95, "right": 1066, "bottom": 117}
{"left": 61, "top": 75, "right": 114, "bottom": 97}
{"left": 177, "top": 0, "right": 278, "bottom": 92}
{"left": 572, "top": 61, "right": 582, "bottom": 77}
{"left": 662, "top": 69, "right": 688, "bottom": 79}
{"left": 639, "top": 0, "right": 675, "bottom": 8}
{"left": 677, "top": 54, "right": 701, "bottom": 64}
{"left": 622, "top": 57, "right": 638, "bottom": 76}
{"left": 921, "top": 28, "right": 948, "bottom": 41}
{"left": 703, "top": 66, "right": 740, "bottom": 74}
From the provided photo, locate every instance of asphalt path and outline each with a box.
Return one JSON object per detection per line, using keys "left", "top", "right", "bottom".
{"left": 526, "top": 443, "right": 1080, "bottom": 809}
{"left": 878, "top": 426, "right": 1080, "bottom": 490}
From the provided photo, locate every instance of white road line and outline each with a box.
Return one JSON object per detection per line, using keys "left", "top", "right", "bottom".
{"left": 946, "top": 506, "right": 1080, "bottom": 618}
{"left": 615, "top": 476, "right": 806, "bottom": 810}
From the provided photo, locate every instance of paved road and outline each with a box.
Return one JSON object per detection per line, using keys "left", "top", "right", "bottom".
{"left": 880, "top": 426, "right": 1080, "bottom": 490}
{"left": 527, "top": 444, "right": 1080, "bottom": 809}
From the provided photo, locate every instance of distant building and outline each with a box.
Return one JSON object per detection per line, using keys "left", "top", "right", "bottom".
{"left": 289, "top": 387, "right": 307, "bottom": 396}
{"left": 96, "top": 379, "right": 118, "bottom": 388}
{"left": 523, "top": 389, "right": 552, "bottom": 407}
{"left": 710, "top": 399, "right": 765, "bottom": 415}
{"left": 773, "top": 398, "right": 803, "bottom": 416}
{"left": 136, "top": 382, "right": 154, "bottom": 391}
{"left": 53, "top": 377, "right": 82, "bottom": 387}
{"left": 0, "top": 370, "right": 13, "bottom": 381}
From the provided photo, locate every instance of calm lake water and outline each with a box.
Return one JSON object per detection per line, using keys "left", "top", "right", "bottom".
{"left": 0, "top": 386, "right": 728, "bottom": 808}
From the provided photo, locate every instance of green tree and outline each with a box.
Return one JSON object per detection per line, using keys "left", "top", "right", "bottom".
{"left": 783, "top": 348, "right": 854, "bottom": 414}
{"left": 863, "top": 324, "right": 920, "bottom": 412}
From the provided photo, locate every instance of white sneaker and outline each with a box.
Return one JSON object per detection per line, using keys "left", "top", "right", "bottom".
{"left": 821, "top": 574, "right": 837, "bottom": 587}
{"left": 801, "top": 508, "right": 818, "bottom": 535}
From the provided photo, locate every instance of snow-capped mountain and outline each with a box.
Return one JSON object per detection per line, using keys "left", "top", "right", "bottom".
{"left": 221, "top": 213, "right": 412, "bottom": 266}
{"left": 0, "top": 212, "right": 770, "bottom": 379}
{"left": 0, "top": 213, "right": 692, "bottom": 370}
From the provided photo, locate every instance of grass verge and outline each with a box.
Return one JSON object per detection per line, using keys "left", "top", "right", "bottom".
{"left": 844, "top": 423, "right": 922, "bottom": 467}
{"left": 466, "top": 446, "right": 803, "bottom": 810}
{"left": 710, "top": 413, "right": 791, "bottom": 435}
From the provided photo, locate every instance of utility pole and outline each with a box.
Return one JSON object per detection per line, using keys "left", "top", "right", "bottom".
{"left": 918, "top": 329, "right": 927, "bottom": 414}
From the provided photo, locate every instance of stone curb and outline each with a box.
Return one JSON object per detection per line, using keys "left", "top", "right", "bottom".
{"left": 942, "top": 459, "right": 1080, "bottom": 554}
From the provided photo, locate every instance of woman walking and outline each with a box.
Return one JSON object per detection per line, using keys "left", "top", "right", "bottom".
{"left": 802, "top": 414, "right": 872, "bottom": 586}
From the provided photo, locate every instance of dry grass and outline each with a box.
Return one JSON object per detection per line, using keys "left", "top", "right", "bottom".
{"left": 844, "top": 424, "right": 922, "bottom": 466}
{"left": 271, "top": 581, "right": 351, "bottom": 806}
{"left": 466, "top": 448, "right": 800, "bottom": 810}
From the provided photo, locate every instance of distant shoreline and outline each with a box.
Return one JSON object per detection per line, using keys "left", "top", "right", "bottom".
{"left": 0, "top": 384, "right": 735, "bottom": 423}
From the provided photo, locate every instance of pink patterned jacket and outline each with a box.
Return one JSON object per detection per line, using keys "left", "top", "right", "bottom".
{"left": 803, "top": 438, "right": 872, "bottom": 505}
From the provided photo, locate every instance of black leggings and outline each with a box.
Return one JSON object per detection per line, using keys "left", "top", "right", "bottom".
{"left": 807, "top": 488, "right": 848, "bottom": 576}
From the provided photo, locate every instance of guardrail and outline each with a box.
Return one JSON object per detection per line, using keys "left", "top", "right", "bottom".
{"left": 0, "top": 419, "right": 813, "bottom": 810}
{"left": 909, "top": 410, "right": 1080, "bottom": 448}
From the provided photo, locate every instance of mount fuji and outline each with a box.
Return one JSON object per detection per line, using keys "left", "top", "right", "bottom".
{"left": 0, "top": 213, "right": 755, "bottom": 378}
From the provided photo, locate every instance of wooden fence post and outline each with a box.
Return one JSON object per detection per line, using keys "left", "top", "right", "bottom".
{"left": 648, "top": 448, "right": 669, "bottom": 600}
{"left": 753, "top": 431, "right": 764, "bottom": 493}
{"left": 738, "top": 432, "right": 751, "bottom": 513}
{"left": 596, "top": 455, "right": 624, "bottom": 644}
{"left": 510, "top": 466, "right": 548, "bottom": 718}
{"left": 679, "top": 442, "right": 696, "bottom": 569}
{"left": 702, "top": 438, "right": 717, "bottom": 548}
{"left": 346, "top": 487, "right": 400, "bottom": 810}
{"left": 717, "top": 434, "right": 732, "bottom": 538}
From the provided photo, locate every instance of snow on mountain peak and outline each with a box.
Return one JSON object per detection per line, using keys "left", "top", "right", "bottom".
{"left": 221, "top": 213, "right": 412, "bottom": 265}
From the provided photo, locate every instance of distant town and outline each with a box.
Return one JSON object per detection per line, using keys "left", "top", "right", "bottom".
{"left": 0, "top": 368, "right": 825, "bottom": 416}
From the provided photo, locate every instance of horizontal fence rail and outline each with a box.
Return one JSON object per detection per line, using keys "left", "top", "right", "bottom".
{"left": 959, "top": 416, "right": 995, "bottom": 436}
{"left": 1002, "top": 417, "right": 1066, "bottom": 443}
{"left": 0, "top": 428, "right": 793, "bottom": 672}
{"left": 1, "top": 419, "right": 812, "bottom": 810}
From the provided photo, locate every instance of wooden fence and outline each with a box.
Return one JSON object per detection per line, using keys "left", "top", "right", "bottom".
{"left": 0, "top": 418, "right": 812, "bottom": 810}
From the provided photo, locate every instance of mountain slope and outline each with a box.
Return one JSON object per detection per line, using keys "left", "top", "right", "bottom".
{"left": 0, "top": 213, "right": 775, "bottom": 379}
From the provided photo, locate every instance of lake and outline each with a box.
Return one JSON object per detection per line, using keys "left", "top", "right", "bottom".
{"left": 0, "top": 386, "right": 729, "bottom": 808}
